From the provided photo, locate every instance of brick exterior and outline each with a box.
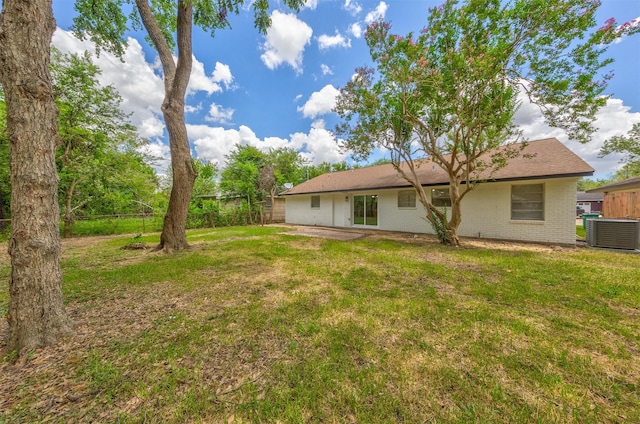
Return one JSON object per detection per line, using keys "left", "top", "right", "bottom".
{"left": 285, "top": 177, "right": 579, "bottom": 245}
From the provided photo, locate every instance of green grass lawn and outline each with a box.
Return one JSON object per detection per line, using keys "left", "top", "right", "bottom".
{"left": 1, "top": 226, "right": 639, "bottom": 423}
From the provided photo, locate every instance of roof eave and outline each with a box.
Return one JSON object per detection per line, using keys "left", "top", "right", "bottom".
{"left": 281, "top": 171, "right": 592, "bottom": 196}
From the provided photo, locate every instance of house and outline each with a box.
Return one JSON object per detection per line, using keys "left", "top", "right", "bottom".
{"left": 576, "top": 191, "right": 604, "bottom": 215}
{"left": 586, "top": 176, "right": 640, "bottom": 220}
{"left": 282, "top": 138, "right": 594, "bottom": 245}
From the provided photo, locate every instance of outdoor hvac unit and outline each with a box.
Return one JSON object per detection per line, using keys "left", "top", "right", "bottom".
{"left": 586, "top": 219, "right": 640, "bottom": 250}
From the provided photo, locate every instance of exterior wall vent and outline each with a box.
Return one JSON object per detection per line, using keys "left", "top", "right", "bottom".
{"left": 586, "top": 219, "right": 639, "bottom": 250}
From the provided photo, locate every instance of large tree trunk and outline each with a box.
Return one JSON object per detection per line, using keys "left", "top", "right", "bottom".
{"left": 136, "top": 0, "right": 196, "bottom": 253}
{"left": 158, "top": 104, "right": 196, "bottom": 252}
{"left": 0, "top": 0, "right": 73, "bottom": 353}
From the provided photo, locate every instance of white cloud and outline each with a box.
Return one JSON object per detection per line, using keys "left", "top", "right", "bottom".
{"left": 514, "top": 94, "right": 640, "bottom": 178}
{"left": 311, "top": 119, "right": 326, "bottom": 129}
{"left": 321, "top": 64, "right": 333, "bottom": 75}
{"left": 365, "top": 2, "right": 388, "bottom": 24}
{"left": 291, "top": 127, "right": 347, "bottom": 164}
{"left": 139, "top": 139, "right": 171, "bottom": 174}
{"left": 350, "top": 23, "right": 363, "bottom": 38}
{"left": 188, "top": 57, "right": 222, "bottom": 95}
{"left": 212, "top": 62, "right": 234, "bottom": 88}
{"left": 260, "top": 11, "right": 313, "bottom": 74}
{"left": 303, "top": 0, "right": 318, "bottom": 9}
{"left": 344, "top": 0, "right": 362, "bottom": 15}
{"left": 52, "top": 28, "right": 165, "bottom": 139}
{"left": 138, "top": 117, "right": 166, "bottom": 139}
{"left": 318, "top": 31, "right": 351, "bottom": 49}
{"left": 205, "top": 102, "right": 235, "bottom": 124}
{"left": 298, "top": 84, "right": 340, "bottom": 119}
{"left": 185, "top": 103, "right": 203, "bottom": 114}
{"left": 187, "top": 58, "right": 234, "bottom": 96}
{"left": 190, "top": 122, "right": 345, "bottom": 168}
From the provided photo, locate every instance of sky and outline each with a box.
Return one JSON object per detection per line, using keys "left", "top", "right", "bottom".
{"left": 51, "top": 0, "right": 640, "bottom": 180}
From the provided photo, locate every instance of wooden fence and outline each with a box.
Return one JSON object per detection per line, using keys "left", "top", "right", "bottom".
{"left": 603, "top": 192, "right": 639, "bottom": 219}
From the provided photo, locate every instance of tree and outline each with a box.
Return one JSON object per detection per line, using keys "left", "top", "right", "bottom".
{"left": 306, "top": 161, "right": 352, "bottom": 180}
{"left": 72, "top": 0, "right": 306, "bottom": 252}
{"left": 0, "top": 0, "right": 73, "bottom": 353}
{"left": 50, "top": 49, "right": 158, "bottom": 236}
{"left": 221, "top": 145, "right": 308, "bottom": 222}
{"left": 262, "top": 147, "right": 308, "bottom": 222}
{"left": 335, "top": 0, "right": 639, "bottom": 246}
{"left": 191, "top": 159, "right": 218, "bottom": 200}
{"left": 577, "top": 177, "right": 614, "bottom": 192}
{"left": 220, "top": 144, "right": 266, "bottom": 207}
{"left": 600, "top": 122, "right": 640, "bottom": 178}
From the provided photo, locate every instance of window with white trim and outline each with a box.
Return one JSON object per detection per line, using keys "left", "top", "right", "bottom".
{"left": 311, "top": 195, "right": 320, "bottom": 209}
{"left": 431, "top": 188, "right": 451, "bottom": 207}
{"left": 511, "top": 183, "right": 544, "bottom": 220}
{"left": 398, "top": 190, "right": 416, "bottom": 208}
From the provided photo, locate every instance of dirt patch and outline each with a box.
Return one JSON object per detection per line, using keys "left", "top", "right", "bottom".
{"left": 282, "top": 224, "right": 571, "bottom": 253}
{"left": 285, "top": 225, "right": 368, "bottom": 241}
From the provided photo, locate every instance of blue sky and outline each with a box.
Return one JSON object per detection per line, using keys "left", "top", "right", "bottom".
{"left": 51, "top": 0, "right": 640, "bottom": 179}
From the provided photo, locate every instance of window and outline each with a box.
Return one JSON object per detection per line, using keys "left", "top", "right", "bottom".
{"left": 398, "top": 190, "right": 416, "bottom": 208}
{"left": 311, "top": 195, "right": 320, "bottom": 209}
{"left": 431, "top": 188, "right": 451, "bottom": 207}
{"left": 511, "top": 184, "right": 544, "bottom": 220}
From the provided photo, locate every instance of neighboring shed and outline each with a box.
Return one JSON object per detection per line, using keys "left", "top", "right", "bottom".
{"left": 586, "top": 176, "right": 640, "bottom": 220}
{"left": 282, "top": 138, "right": 594, "bottom": 245}
{"left": 577, "top": 191, "right": 604, "bottom": 214}
{"left": 263, "top": 197, "right": 286, "bottom": 223}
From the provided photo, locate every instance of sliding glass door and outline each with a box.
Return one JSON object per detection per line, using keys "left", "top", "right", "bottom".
{"left": 353, "top": 194, "right": 378, "bottom": 226}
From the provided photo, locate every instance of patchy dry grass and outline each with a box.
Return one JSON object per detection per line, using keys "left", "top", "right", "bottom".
{"left": 1, "top": 225, "right": 639, "bottom": 423}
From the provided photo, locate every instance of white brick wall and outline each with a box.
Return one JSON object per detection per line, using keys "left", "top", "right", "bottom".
{"left": 284, "top": 194, "right": 335, "bottom": 226}
{"left": 284, "top": 177, "right": 579, "bottom": 245}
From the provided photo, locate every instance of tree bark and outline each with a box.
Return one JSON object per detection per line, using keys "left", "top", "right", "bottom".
{"left": 0, "top": 0, "right": 73, "bottom": 353}
{"left": 135, "top": 0, "right": 196, "bottom": 253}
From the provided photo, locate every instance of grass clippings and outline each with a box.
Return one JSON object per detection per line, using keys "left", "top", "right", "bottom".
{"left": 1, "top": 225, "right": 639, "bottom": 423}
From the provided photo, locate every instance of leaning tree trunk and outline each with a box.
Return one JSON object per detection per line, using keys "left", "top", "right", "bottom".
{"left": 445, "top": 179, "right": 463, "bottom": 247}
{"left": 158, "top": 103, "right": 196, "bottom": 252}
{"left": 136, "top": 0, "right": 196, "bottom": 253}
{"left": 0, "top": 0, "right": 73, "bottom": 353}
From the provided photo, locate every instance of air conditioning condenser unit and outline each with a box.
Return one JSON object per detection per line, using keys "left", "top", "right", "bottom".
{"left": 586, "top": 219, "right": 640, "bottom": 250}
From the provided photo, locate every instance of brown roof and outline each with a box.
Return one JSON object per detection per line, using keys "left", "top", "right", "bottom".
{"left": 283, "top": 138, "right": 594, "bottom": 195}
{"left": 577, "top": 191, "right": 604, "bottom": 202}
{"left": 586, "top": 176, "right": 640, "bottom": 193}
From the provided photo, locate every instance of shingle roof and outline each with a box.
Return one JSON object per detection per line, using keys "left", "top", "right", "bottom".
{"left": 283, "top": 138, "right": 594, "bottom": 195}
{"left": 586, "top": 176, "right": 640, "bottom": 193}
{"left": 577, "top": 191, "right": 604, "bottom": 202}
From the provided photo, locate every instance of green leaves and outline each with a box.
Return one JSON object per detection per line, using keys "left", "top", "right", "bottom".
{"left": 220, "top": 145, "right": 308, "bottom": 206}
{"left": 600, "top": 122, "right": 640, "bottom": 174}
{"left": 51, "top": 49, "right": 158, "bottom": 218}
{"left": 335, "top": 0, "right": 638, "bottom": 245}
{"left": 72, "top": 0, "right": 309, "bottom": 57}
{"left": 72, "top": 0, "right": 131, "bottom": 57}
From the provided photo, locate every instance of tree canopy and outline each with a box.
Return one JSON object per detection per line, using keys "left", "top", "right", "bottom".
{"left": 335, "top": 0, "right": 639, "bottom": 246}
{"left": 600, "top": 122, "right": 640, "bottom": 178}
{"left": 50, "top": 49, "right": 158, "bottom": 235}
{"left": 220, "top": 145, "right": 308, "bottom": 208}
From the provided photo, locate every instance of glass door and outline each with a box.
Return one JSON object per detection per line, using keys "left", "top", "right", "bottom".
{"left": 353, "top": 194, "right": 378, "bottom": 226}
